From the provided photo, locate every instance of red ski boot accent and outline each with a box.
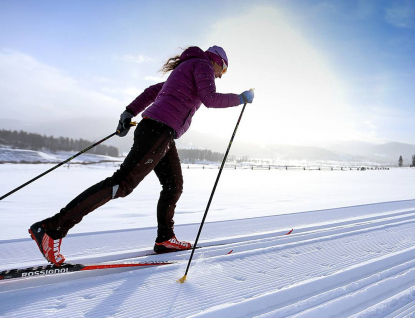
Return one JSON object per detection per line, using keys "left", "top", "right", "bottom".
{"left": 29, "top": 222, "right": 65, "bottom": 266}
{"left": 154, "top": 236, "right": 192, "bottom": 253}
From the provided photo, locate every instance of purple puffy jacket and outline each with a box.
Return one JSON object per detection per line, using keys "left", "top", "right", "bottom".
{"left": 126, "top": 46, "right": 241, "bottom": 138}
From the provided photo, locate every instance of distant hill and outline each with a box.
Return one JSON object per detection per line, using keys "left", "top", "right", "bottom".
{"left": 1, "top": 118, "right": 414, "bottom": 166}
{"left": 320, "top": 141, "right": 415, "bottom": 165}
{"left": 177, "top": 130, "right": 415, "bottom": 165}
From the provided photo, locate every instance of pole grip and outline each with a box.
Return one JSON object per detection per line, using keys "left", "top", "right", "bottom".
{"left": 116, "top": 121, "right": 137, "bottom": 135}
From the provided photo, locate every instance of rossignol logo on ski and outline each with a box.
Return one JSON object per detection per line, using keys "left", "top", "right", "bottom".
{"left": 21, "top": 267, "right": 69, "bottom": 277}
{"left": 0, "top": 260, "right": 176, "bottom": 281}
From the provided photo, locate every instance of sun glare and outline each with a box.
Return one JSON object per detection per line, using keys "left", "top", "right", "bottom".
{"left": 193, "top": 6, "right": 361, "bottom": 146}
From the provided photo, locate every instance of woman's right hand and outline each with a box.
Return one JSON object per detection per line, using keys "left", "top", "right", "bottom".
{"left": 116, "top": 108, "right": 135, "bottom": 137}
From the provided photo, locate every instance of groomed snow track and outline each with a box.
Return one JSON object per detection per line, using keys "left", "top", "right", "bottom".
{"left": 2, "top": 201, "right": 415, "bottom": 317}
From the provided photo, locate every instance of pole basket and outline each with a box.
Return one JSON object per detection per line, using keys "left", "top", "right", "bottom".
{"left": 177, "top": 275, "right": 187, "bottom": 284}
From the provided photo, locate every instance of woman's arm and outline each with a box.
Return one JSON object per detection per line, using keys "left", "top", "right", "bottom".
{"left": 126, "top": 82, "right": 165, "bottom": 115}
{"left": 193, "top": 61, "right": 241, "bottom": 108}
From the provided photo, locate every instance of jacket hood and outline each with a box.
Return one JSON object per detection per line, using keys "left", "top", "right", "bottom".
{"left": 180, "top": 46, "right": 209, "bottom": 62}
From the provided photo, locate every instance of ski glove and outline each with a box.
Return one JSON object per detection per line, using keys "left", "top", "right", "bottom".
{"left": 116, "top": 108, "right": 135, "bottom": 137}
{"left": 240, "top": 89, "right": 255, "bottom": 104}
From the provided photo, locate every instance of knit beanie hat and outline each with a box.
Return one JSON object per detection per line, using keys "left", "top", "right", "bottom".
{"left": 206, "top": 45, "right": 228, "bottom": 67}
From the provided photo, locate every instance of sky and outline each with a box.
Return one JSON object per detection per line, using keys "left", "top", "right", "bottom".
{"left": 0, "top": 0, "right": 414, "bottom": 147}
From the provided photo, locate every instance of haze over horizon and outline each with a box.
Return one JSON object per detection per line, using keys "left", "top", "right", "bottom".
{"left": 1, "top": 0, "right": 414, "bottom": 148}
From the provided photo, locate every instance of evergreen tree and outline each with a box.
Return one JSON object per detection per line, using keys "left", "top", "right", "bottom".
{"left": 398, "top": 155, "right": 403, "bottom": 167}
{"left": 0, "top": 129, "right": 120, "bottom": 157}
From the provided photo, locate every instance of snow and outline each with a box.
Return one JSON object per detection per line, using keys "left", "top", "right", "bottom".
{"left": 1, "top": 163, "right": 415, "bottom": 317}
{"left": 0, "top": 147, "right": 124, "bottom": 164}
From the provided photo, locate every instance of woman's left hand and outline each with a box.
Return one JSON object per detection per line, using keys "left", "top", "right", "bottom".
{"left": 240, "top": 89, "right": 255, "bottom": 104}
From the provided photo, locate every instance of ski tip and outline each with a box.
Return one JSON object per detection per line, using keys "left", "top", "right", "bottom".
{"left": 227, "top": 250, "right": 233, "bottom": 255}
{"left": 285, "top": 229, "right": 294, "bottom": 235}
{"left": 177, "top": 275, "right": 187, "bottom": 284}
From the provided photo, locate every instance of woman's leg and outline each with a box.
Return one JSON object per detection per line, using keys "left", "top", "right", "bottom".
{"left": 153, "top": 141, "right": 183, "bottom": 243}
{"left": 39, "top": 119, "right": 175, "bottom": 239}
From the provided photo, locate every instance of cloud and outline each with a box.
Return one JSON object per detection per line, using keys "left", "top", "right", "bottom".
{"left": 122, "top": 87, "right": 141, "bottom": 97}
{"left": 384, "top": 0, "right": 415, "bottom": 28}
{"left": 144, "top": 75, "right": 165, "bottom": 82}
{"left": 0, "top": 49, "right": 122, "bottom": 122}
{"left": 115, "top": 54, "right": 154, "bottom": 64}
{"left": 364, "top": 120, "right": 377, "bottom": 130}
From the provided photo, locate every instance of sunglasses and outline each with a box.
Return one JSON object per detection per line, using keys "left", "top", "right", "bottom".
{"left": 215, "top": 50, "right": 228, "bottom": 74}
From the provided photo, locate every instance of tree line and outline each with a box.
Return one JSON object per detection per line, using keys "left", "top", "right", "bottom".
{"left": 177, "top": 148, "right": 224, "bottom": 163}
{"left": 0, "top": 129, "right": 119, "bottom": 157}
{"left": 398, "top": 155, "right": 415, "bottom": 167}
{"left": 0, "top": 129, "right": 227, "bottom": 163}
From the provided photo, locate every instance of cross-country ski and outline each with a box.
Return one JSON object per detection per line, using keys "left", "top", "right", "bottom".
{"left": 0, "top": 261, "right": 174, "bottom": 281}
{"left": 0, "top": 247, "right": 237, "bottom": 281}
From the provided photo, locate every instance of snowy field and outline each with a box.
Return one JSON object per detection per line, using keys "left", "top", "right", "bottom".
{"left": 1, "top": 163, "right": 415, "bottom": 317}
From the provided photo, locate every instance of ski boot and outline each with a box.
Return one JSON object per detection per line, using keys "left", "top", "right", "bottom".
{"left": 154, "top": 236, "right": 191, "bottom": 253}
{"left": 29, "top": 222, "right": 65, "bottom": 266}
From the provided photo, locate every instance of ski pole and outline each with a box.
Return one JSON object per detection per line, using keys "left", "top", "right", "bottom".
{"left": 0, "top": 122, "right": 136, "bottom": 202}
{"left": 178, "top": 96, "right": 251, "bottom": 284}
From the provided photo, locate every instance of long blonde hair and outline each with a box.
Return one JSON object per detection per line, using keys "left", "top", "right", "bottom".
{"left": 159, "top": 47, "right": 188, "bottom": 74}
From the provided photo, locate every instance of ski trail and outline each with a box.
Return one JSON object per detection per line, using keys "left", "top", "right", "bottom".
{"left": 244, "top": 247, "right": 415, "bottom": 317}
{"left": 2, "top": 207, "right": 415, "bottom": 280}
{"left": 187, "top": 222, "right": 415, "bottom": 317}
{"left": 1, "top": 203, "right": 414, "bottom": 269}
{"left": 383, "top": 295, "right": 415, "bottom": 318}
{"left": 2, "top": 203, "right": 415, "bottom": 317}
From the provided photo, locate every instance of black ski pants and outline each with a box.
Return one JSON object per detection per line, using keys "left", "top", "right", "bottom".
{"left": 41, "top": 118, "right": 182, "bottom": 242}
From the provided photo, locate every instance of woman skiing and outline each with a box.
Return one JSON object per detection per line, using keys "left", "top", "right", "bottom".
{"left": 29, "top": 45, "right": 255, "bottom": 265}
